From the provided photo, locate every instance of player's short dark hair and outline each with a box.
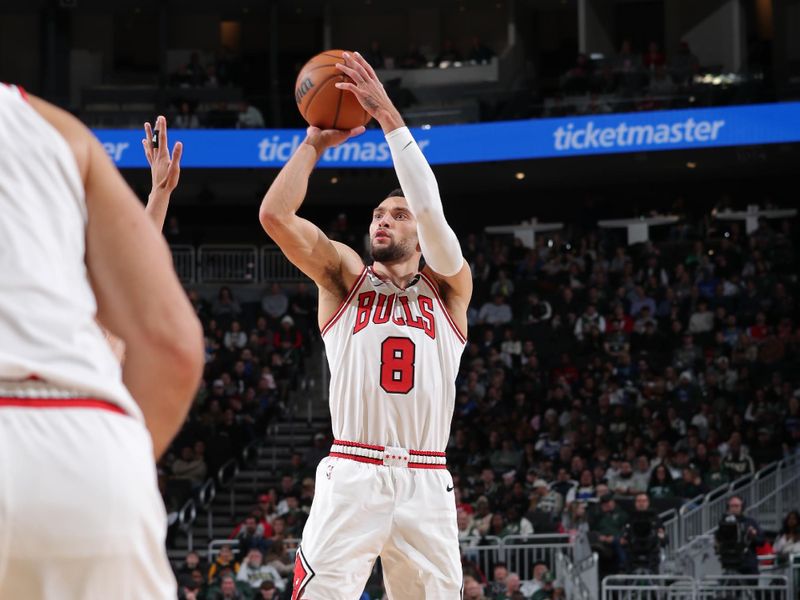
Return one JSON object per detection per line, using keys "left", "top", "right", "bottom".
{"left": 385, "top": 188, "right": 405, "bottom": 199}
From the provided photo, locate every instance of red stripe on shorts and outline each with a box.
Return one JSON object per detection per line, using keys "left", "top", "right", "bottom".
{"left": 0, "top": 397, "right": 127, "bottom": 415}
{"left": 332, "top": 439, "right": 385, "bottom": 452}
{"left": 329, "top": 452, "right": 383, "bottom": 465}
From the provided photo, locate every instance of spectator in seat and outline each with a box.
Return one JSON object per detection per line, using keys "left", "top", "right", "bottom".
{"left": 398, "top": 43, "right": 426, "bottom": 69}
{"left": 574, "top": 304, "right": 605, "bottom": 341}
{"left": 223, "top": 320, "right": 247, "bottom": 352}
{"left": 236, "top": 101, "right": 265, "bottom": 128}
{"left": 590, "top": 493, "right": 629, "bottom": 572}
{"left": 257, "top": 579, "right": 278, "bottom": 599}
{"left": 670, "top": 40, "right": 699, "bottom": 85}
{"left": 236, "top": 548, "right": 286, "bottom": 593}
{"left": 261, "top": 282, "right": 289, "bottom": 321}
{"left": 363, "top": 40, "right": 385, "bottom": 69}
{"left": 171, "top": 445, "right": 208, "bottom": 486}
{"left": 467, "top": 36, "right": 495, "bottom": 63}
{"left": 175, "top": 101, "right": 200, "bottom": 129}
{"left": 208, "top": 544, "right": 240, "bottom": 584}
{"left": 722, "top": 432, "right": 754, "bottom": 476}
{"left": 647, "top": 464, "right": 675, "bottom": 500}
{"left": 212, "top": 286, "right": 242, "bottom": 326}
{"left": 463, "top": 575, "right": 489, "bottom": 600}
{"left": 642, "top": 41, "right": 666, "bottom": 70}
{"left": 230, "top": 515, "right": 268, "bottom": 555}
{"left": 478, "top": 294, "right": 513, "bottom": 327}
{"left": 773, "top": 511, "right": 800, "bottom": 559}
{"left": 688, "top": 299, "right": 714, "bottom": 334}
{"left": 435, "top": 39, "right": 462, "bottom": 64}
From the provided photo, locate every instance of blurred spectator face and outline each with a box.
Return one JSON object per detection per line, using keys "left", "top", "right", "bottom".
{"left": 457, "top": 509, "right": 469, "bottom": 529}
{"left": 220, "top": 546, "right": 233, "bottom": 562}
{"left": 533, "top": 564, "right": 549, "bottom": 581}
{"left": 728, "top": 497, "right": 743, "bottom": 516}
{"left": 464, "top": 577, "right": 484, "bottom": 600}
{"left": 245, "top": 516, "right": 257, "bottom": 534}
{"left": 247, "top": 549, "right": 262, "bottom": 567}
{"left": 220, "top": 576, "right": 236, "bottom": 595}
{"left": 635, "top": 494, "right": 650, "bottom": 511}
{"left": 186, "top": 570, "right": 204, "bottom": 590}
{"left": 579, "top": 469, "right": 592, "bottom": 486}
{"left": 506, "top": 573, "right": 521, "bottom": 592}
{"left": 494, "top": 564, "right": 508, "bottom": 583}
{"left": 637, "top": 456, "right": 651, "bottom": 474}
{"left": 620, "top": 461, "right": 633, "bottom": 476}
{"left": 181, "top": 446, "right": 194, "bottom": 461}
{"left": 185, "top": 551, "right": 199, "bottom": 569}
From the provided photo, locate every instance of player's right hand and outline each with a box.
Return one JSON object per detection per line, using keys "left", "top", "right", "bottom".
{"left": 303, "top": 125, "right": 365, "bottom": 157}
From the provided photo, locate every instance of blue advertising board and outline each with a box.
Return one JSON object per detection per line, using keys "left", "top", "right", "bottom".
{"left": 95, "top": 102, "right": 800, "bottom": 169}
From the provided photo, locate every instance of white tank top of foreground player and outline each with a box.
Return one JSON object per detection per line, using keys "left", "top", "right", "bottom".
{"left": 0, "top": 84, "right": 142, "bottom": 419}
{"left": 322, "top": 266, "right": 466, "bottom": 452}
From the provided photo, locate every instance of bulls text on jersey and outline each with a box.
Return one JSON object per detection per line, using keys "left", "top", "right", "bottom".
{"left": 352, "top": 291, "right": 436, "bottom": 340}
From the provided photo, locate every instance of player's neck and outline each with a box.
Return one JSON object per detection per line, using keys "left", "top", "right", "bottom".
{"left": 371, "top": 260, "right": 420, "bottom": 290}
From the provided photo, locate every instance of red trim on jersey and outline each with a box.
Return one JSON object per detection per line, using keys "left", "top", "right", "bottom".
{"left": 1, "top": 83, "right": 29, "bottom": 102}
{"left": 408, "top": 449, "right": 447, "bottom": 457}
{"left": 329, "top": 452, "right": 383, "bottom": 465}
{"left": 320, "top": 267, "right": 368, "bottom": 337}
{"left": 0, "top": 397, "right": 127, "bottom": 415}
{"left": 332, "top": 439, "right": 385, "bottom": 451}
{"left": 419, "top": 273, "right": 467, "bottom": 344}
{"left": 407, "top": 462, "right": 448, "bottom": 470}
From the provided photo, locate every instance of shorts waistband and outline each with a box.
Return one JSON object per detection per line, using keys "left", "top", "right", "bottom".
{"left": 329, "top": 439, "right": 447, "bottom": 469}
{"left": 0, "top": 397, "right": 127, "bottom": 416}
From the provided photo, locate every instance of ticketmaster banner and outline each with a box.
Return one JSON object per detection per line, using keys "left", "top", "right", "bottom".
{"left": 95, "top": 102, "right": 800, "bottom": 168}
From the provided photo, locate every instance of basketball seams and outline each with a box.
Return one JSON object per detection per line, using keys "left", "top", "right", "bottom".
{"left": 331, "top": 76, "right": 345, "bottom": 129}
{"left": 300, "top": 75, "right": 338, "bottom": 122}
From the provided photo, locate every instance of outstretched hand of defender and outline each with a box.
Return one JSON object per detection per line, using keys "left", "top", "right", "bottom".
{"left": 143, "top": 115, "right": 183, "bottom": 197}
{"left": 334, "top": 51, "right": 403, "bottom": 130}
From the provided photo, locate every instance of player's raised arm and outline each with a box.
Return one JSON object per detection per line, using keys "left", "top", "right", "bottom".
{"left": 142, "top": 115, "right": 183, "bottom": 230}
{"left": 258, "top": 125, "right": 365, "bottom": 293}
{"left": 335, "top": 51, "right": 471, "bottom": 315}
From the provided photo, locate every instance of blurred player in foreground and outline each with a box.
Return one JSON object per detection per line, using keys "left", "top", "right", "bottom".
{"left": 0, "top": 84, "right": 203, "bottom": 599}
{"left": 260, "top": 51, "right": 472, "bottom": 599}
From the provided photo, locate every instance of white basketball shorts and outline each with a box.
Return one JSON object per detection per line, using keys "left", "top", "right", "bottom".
{"left": 292, "top": 440, "right": 462, "bottom": 600}
{"left": 0, "top": 398, "right": 176, "bottom": 599}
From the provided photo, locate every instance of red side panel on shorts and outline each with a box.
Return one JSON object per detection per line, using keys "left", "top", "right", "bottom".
{"left": 292, "top": 547, "right": 315, "bottom": 600}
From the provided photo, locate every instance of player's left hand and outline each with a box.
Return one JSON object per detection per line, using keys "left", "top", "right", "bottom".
{"left": 334, "top": 51, "right": 401, "bottom": 127}
{"left": 143, "top": 115, "right": 183, "bottom": 197}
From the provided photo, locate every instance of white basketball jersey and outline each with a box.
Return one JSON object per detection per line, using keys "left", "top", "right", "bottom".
{"left": 322, "top": 266, "right": 466, "bottom": 451}
{"left": 0, "top": 84, "right": 142, "bottom": 419}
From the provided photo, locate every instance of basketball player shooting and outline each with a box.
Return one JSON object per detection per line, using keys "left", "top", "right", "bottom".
{"left": 259, "top": 51, "right": 472, "bottom": 599}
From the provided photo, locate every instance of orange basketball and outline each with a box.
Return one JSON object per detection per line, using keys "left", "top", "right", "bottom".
{"left": 294, "top": 49, "right": 372, "bottom": 130}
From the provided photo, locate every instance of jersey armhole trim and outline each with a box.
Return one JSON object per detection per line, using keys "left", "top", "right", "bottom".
{"left": 2, "top": 83, "right": 29, "bottom": 102}
{"left": 320, "top": 267, "right": 368, "bottom": 337}
{"left": 419, "top": 272, "right": 467, "bottom": 344}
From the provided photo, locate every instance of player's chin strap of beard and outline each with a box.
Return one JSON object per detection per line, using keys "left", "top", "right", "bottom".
{"left": 385, "top": 126, "right": 463, "bottom": 278}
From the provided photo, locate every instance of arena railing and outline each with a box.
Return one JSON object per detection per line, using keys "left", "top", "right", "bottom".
{"left": 170, "top": 244, "right": 196, "bottom": 283}
{"left": 197, "top": 245, "right": 258, "bottom": 283}
{"left": 178, "top": 497, "right": 198, "bottom": 551}
{"left": 673, "top": 451, "right": 800, "bottom": 551}
{"left": 556, "top": 550, "right": 597, "bottom": 599}
{"left": 197, "top": 478, "right": 216, "bottom": 543}
{"left": 602, "top": 575, "right": 696, "bottom": 600}
{"left": 697, "top": 575, "right": 789, "bottom": 600}
{"left": 171, "top": 244, "right": 311, "bottom": 284}
{"left": 260, "top": 245, "right": 307, "bottom": 282}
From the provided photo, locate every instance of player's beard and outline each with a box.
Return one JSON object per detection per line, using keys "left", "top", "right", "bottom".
{"left": 370, "top": 237, "right": 413, "bottom": 263}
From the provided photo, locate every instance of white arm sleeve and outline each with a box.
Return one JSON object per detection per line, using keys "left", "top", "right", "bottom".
{"left": 386, "top": 126, "right": 463, "bottom": 277}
